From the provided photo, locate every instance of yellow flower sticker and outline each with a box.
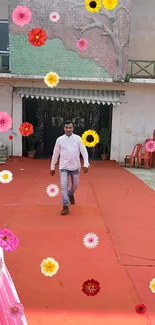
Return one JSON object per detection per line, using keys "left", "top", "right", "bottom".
{"left": 44, "top": 72, "right": 59, "bottom": 88}
{"left": 149, "top": 278, "right": 155, "bottom": 293}
{"left": 85, "top": 0, "right": 102, "bottom": 13}
{"left": 40, "top": 257, "right": 59, "bottom": 277}
{"left": 103, "top": 0, "right": 118, "bottom": 10}
{"left": 81, "top": 129, "right": 100, "bottom": 147}
{"left": 0, "top": 170, "right": 13, "bottom": 184}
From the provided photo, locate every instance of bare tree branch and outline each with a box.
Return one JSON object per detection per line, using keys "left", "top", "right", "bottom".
{"left": 66, "top": 0, "right": 130, "bottom": 80}
{"left": 63, "top": 0, "right": 83, "bottom": 10}
{"left": 120, "top": 40, "right": 128, "bottom": 49}
{"left": 74, "top": 16, "right": 113, "bottom": 37}
{"left": 114, "top": 0, "right": 130, "bottom": 15}
{"left": 99, "top": 8, "right": 113, "bottom": 20}
{"left": 101, "top": 32, "right": 108, "bottom": 36}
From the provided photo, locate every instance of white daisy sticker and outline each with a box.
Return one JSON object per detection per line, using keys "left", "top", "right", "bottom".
{"left": 0, "top": 170, "right": 13, "bottom": 184}
{"left": 83, "top": 233, "right": 99, "bottom": 249}
{"left": 46, "top": 184, "right": 59, "bottom": 197}
{"left": 149, "top": 278, "right": 155, "bottom": 293}
{"left": 49, "top": 12, "right": 60, "bottom": 22}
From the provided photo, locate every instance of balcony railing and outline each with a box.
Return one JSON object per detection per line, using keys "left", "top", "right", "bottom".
{"left": 128, "top": 60, "right": 155, "bottom": 79}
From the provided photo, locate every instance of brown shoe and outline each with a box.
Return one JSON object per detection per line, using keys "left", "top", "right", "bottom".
{"left": 68, "top": 194, "right": 75, "bottom": 205}
{"left": 61, "top": 205, "right": 69, "bottom": 215}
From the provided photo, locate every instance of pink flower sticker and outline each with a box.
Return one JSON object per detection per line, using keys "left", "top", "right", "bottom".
{"left": 0, "top": 112, "right": 12, "bottom": 132}
{"left": 7, "top": 302, "right": 24, "bottom": 319}
{"left": 0, "top": 229, "right": 19, "bottom": 252}
{"left": 145, "top": 140, "right": 155, "bottom": 153}
{"left": 76, "top": 38, "right": 88, "bottom": 51}
{"left": 12, "top": 5, "right": 32, "bottom": 27}
{"left": 49, "top": 12, "right": 60, "bottom": 22}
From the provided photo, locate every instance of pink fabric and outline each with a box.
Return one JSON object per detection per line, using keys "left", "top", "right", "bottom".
{"left": 0, "top": 247, "right": 28, "bottom": 325}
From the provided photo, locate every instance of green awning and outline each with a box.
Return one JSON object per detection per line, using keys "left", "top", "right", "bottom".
{"left": 14, "top": 87, "right": 122, "bottom": 106}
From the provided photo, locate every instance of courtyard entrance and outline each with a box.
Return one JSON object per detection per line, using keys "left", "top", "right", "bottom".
{"left": 23, "top": 97, "right": 113, "bottom": 159}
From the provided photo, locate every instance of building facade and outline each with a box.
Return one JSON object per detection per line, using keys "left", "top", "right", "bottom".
{"left": 0, "top": 0, "right": 155, "bottom": 162}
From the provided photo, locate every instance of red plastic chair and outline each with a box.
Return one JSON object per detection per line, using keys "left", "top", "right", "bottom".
{"left": 137, "top": 143, "right": 152, "bottom": 169}
{"left": 145, "top": 138, "right": 155, "bottom": 167}
{"left": 124, "top": 144, "right": 142, "bottom": 167}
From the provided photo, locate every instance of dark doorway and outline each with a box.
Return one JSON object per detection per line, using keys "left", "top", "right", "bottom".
{"left": 22, "top": 97, "right": 113, "bottom": 159}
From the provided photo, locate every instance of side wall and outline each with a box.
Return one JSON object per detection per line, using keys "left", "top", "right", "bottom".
{"left": 129, "top": 0, "right": 155, "bottom": 61}
{"left": 0, "top": 0, "right": 8, "bottom": 19}
{"left": 0, "top": 84, "right": 12, "bottom": 156}
{"left": 111, "top": 85, "right": 155, "bottom": 162}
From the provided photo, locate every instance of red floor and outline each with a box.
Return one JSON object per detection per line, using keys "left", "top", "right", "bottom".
{"left": 0, "top": 158, "right": 155, "bottom": 325}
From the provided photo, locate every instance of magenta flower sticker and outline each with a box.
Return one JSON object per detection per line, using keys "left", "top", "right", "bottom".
{"left": 0, "top": 112, "right": 12, "bottom": 132}
{"left": 7, "top": 302, "right": 24, "bottom": 319}
{"left": 12, "top": 5, "right": 32, "bottom": 27}
{"left": 49, "top": 12, "right": 60, "bottom": 22}
{"left": 0, "top": 229, "right": 19, "bottom": 252}
{"left": 145, "top": 140, "right": 155, "bottom": 153}
{"left": 77, "top": 38, "right": 88, "bottom": 51}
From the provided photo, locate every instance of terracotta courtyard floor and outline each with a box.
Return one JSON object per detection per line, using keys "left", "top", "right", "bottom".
{"left": 0, "top": 157, "right": 155, "bottom": 325}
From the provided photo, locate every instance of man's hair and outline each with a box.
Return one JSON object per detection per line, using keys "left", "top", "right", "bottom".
{"left": 64, "top": 120, "right": 74, "bottom": 127}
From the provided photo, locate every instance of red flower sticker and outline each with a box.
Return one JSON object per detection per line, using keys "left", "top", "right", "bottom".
{"left": 28, "top": 28, "right": 47, "bottom": 47}
{"left": 135, "top": 304, "right": 147, "bottom": 314}
{"left": 9, "top": 135, "right": 13, "bottom": 140}
{"left": 19, "top": 122, "right": 34, "bottom": 137}
{"left": 82, "top": 279, "right": 100, "bottom": 296}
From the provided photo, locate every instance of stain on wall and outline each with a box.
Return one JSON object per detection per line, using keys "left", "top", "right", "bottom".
{"left": 9, "top": 0, "right": 132, "bottom": 79}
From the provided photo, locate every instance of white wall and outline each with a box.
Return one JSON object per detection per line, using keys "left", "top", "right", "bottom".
{"left": 113, "top": 86, "right": 155, "bottom": 162}
{"left": 12, "top": 94, "right": 22, "bottom": 156}
{"left": 0, "top": 85, "right": 22, "bottom": 157}
{"left": 0, "top": 84, "right": 12, "bottom": 156}
{"left": 0, "top": 0, "right": 8, "bottom": 19}
{"left": 129, "top": 0, "right": 155, "bottom": 60}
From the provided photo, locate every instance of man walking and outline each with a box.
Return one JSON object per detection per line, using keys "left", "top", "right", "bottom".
{"left": 50, "top": 120, "right": 90, "bottom": 215}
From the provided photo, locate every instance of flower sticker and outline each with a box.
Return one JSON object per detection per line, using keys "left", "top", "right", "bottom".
{"left": 0, "top": 229, "right": 19, "bottom": 252}
{"left": 103, "top": 0, "right": 118, "bottom": 10}
{"left": 49, "top": 12, "right": 60, "bottom": 22}
{"left": 77, "top": 38, "right": 88, "bottom": 51}
{"left": 7, "top": 302, "right": 24, "bottom": 319}
{"left": 0, "top": 170, "right": 13, "bottom": 184}
{"left": 149, "top": 278, "right": 155, "bottom": 293}
{"left": 81, "top": 129, "right": 100, "bottom": 147}
{"left": 44, "top": 72, "right": 59, "bottom": 88}
{"left": 9, "top": 135, "right": 13, "bottom": 140}
{"left": 85, "top": 0, "right": 101, "bottom": 13}
{"left": 28, "top": 28, "right": 47, "bottom": 47}
{"left": 41, "top": 257, "right": 59, "bottom": 277}
{"left": 46, "top": 184, "right": 59, "bottom": 197}
{"left": 0, "top": 112, "right": 12, "bottom": 132}
{"left": 19, "top": 122, "right": 34, "bottom": 137}
{"left": 145, "top": 140, "right": 155, "bottom": 153}
{"left": 83, "top": 233, "right": 99, "bottom": 249}
{"left": 135, "top": 304, "right": 147, "bottom": 314}
{"left": 82, "top": 279, "right": 100, "bottom": 296}
{"left": 12, "top": 5, "right": 32, "bottom": 26}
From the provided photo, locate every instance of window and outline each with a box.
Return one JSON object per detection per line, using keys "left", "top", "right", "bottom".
{"left": 0, "top": 20, "right": 9, "bottom": 72}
